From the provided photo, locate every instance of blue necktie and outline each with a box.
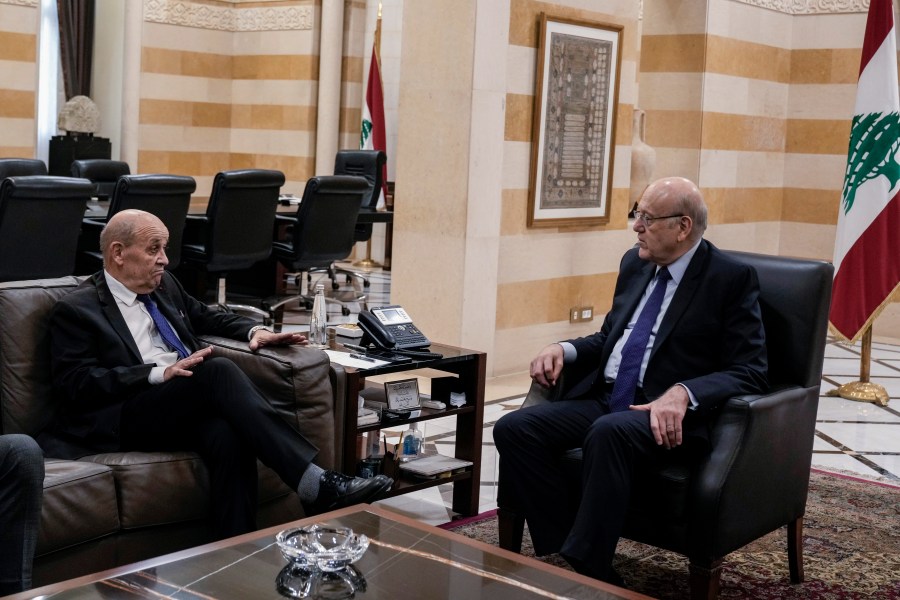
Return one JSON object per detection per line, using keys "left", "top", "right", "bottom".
{"left": 608, "top": 267, "right": 671, "bottom": 412}
{"left": 137, "top": 294, "right": 190, "bottom": 359}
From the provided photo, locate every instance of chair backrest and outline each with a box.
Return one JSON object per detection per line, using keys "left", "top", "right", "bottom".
{"left": 0, "top": 158, "right": 48, "bottom": 179}
{"left": 70, "top": 159, "right": 131, "bottom": 199}
{"left": 725, "top": 250, "right": 833, "bottom": 389}
{"left": 286, "top": 175, "right": 369, "bottom": 269}
{"left": 333, "top": 150, "right": 386, "bottom": 210}
{"left": 0, "top": 176, "right": 95, "bottom": 282}
{"left": 203, "top": 169, "right": 284, "bottom": 272}
{"left": 109, "top": 174, "right": 196, "bottom": 269}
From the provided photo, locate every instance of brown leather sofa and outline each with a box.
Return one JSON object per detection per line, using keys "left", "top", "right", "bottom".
{"left": 0, "top": 276, "right": 338, "bottom": 588}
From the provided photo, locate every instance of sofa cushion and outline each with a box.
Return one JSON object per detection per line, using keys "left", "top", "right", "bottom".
{"left": 0, "top": 277, "right": 82, "bottom": 435}
{"left": 38, "top": 459, "right": 119, "bottom": 555}
{"left": 82, "top": 452, "right": 298, "bottom": 529}
{"left": 82, "top": 451, "right": 210, "bottom": 529}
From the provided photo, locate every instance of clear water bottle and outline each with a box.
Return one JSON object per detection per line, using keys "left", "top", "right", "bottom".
{"left": 399, "top": 423, "right": 423, "bottom": 462}
{"left": 308, "top": 283, "right": 328, "bottom": 348}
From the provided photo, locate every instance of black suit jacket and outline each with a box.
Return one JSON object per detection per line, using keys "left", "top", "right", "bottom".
{"left": 43, "top": 271, "right": 258, "bottom": 457}
{"left": 564, "top": 240, "right": 768, "bottom": 441}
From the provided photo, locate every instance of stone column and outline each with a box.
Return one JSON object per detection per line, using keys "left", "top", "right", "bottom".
{"left": 315, "top": 1, "right": 345, "bottom": 175}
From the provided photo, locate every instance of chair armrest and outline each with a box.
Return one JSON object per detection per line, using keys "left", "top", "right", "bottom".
{"left": 327, "top": 363, "right": 348, "bottom": 470}
{"left": 690, "top": 384, "right": 820, "bottom": 557}
{"left": 199, "top": 335, "right": 336, "bottom": 469}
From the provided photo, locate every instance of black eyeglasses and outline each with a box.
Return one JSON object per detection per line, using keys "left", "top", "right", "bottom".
{"left": 633, "top": 210, "right": 685, "bottom": 226}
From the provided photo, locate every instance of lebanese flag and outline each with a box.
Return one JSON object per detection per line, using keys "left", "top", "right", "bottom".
{"left": 360, "top": 44, "right": 388, "bottom": 207}
{"left": 830, "top": 0, "right": 900, "bottom": 342}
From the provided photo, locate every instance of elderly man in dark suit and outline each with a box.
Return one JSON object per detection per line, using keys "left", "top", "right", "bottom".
{"left": 494, "top": 177, "right": 768, "bottom": 584}
{"left": 46, "top": 209, "right": 392, "bottom": 538}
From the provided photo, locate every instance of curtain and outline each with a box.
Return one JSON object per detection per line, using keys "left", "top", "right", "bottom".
{"left": 57, "top": 0, "right": 95, "bottom": 100}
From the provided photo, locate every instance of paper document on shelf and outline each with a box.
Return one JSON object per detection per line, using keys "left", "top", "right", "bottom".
{"left": 325, "top": 350, "right": 389, "bottom": 369}
{"left": 398, "top": 454, "right": 473, "bottom": 477}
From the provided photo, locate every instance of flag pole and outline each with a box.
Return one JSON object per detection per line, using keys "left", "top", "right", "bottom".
{"left": 354, "top": 4, "right": 384, "bottom": 271}
{"left": 827, "top": 324, "right": 890, "bottom": 406}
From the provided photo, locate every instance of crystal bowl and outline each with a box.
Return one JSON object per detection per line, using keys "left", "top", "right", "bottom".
{"left": 276, "top": 525, "right": 369, "bottom": 572}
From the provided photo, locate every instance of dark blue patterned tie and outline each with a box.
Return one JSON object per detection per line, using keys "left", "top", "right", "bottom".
{"left": 608, "top": 267, "right": 671, "bottom": 412}
{"left": 137, "top": 294, "right": 189, "bottom": 359}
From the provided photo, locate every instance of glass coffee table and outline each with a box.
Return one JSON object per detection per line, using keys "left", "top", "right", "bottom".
{"left": 13, "top": 505, "right": 651, "bottom": 599}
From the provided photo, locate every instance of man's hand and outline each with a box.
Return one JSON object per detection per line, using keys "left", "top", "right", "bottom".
{"left": 530, "top": 343, "right": 565, "bottom": 388}
{"left": 249, "top": 329, "right": 308, "bottom": 351}
{"left": 630, "top": 385, "right": 690, "bottom": 449}
{"left": 163, "top": 347, "right": 213, "bottom": 382}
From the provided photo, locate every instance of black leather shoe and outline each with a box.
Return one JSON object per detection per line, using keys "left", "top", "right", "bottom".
{"left": 307, "top": 471, "right": 393, "bottom": 514}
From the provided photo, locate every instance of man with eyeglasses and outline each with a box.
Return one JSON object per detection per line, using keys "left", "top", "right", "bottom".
{"left": 494, "top": 176, "right": 768, "bottom": 586}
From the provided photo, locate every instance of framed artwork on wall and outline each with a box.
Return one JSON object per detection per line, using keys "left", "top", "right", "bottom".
{"left": 527, "top": 14, "right": 623, "bottom": 228}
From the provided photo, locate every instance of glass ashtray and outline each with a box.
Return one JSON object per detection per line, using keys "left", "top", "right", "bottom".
{"left": 276, "top": 525, "right": 369, "bottom": 572}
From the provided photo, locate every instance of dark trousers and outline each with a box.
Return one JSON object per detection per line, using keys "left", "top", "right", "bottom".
{"left": 494, "top": 396, "right": 694, "bottom": 578}
{"left": 0, "top": 434, "right": 44, "bottom": 595}
{"left": 120, "top": 357, "right": 317, "bottom": 538}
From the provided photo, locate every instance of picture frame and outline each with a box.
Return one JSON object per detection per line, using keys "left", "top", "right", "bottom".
{"left": 384, "top": 378, "right": 421, "bottom": 410}
{"left": 527, "top": 14, "right": 623, "bottom": 228}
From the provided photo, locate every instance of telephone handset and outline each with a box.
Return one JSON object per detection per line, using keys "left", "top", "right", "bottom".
{"left": 358, "top": 305, "right": 441, "bottom": 358}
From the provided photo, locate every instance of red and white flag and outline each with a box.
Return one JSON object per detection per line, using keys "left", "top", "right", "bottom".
{"left": 361, "top": 44, "right": 388, "bottom": 207}
{"left": 830, "top": 0, "right": 900, "bottom": 342}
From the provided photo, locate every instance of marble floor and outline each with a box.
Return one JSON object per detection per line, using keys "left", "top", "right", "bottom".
{"left": 280, "top": 262, "right": 900, "bottom": 526}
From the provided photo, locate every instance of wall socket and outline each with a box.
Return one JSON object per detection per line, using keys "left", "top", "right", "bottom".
{"left": 569, "top": 306, "right": 594, "bottom": 323}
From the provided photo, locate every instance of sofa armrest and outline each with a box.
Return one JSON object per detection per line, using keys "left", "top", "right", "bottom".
{"left": 690, "top": 384, "right": 820, "bottom": 557}
{"left": 199, "top": 336, "right": 336, "bottom": 469}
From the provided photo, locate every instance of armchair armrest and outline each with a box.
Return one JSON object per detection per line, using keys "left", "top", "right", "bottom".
{"left": 690, "top": 384, "right": 820, "bottom": 558}
{"left": 199, "top": 335, "right": 336, "bottom": 469}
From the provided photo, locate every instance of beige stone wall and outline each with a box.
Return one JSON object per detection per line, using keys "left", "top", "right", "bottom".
{"left": 136, "top": 0, "right": 320, "bottom": 198}
{"left": 0, "top": 1, "right": 38, "bottom": 158}
{"left": 490, "top": 0, "right": 642, "bottom": 374}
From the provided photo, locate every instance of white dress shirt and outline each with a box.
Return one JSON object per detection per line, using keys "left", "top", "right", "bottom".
{"left": 104, "top": 272, "right": 181, "bottom": 384}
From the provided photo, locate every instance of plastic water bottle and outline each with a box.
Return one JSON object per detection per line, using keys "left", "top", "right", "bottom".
{"left": 399, "top": 423, "right": 423, "bottom": 462}
{"left": 308, "top": 283, "right": 328, "bottom": 348}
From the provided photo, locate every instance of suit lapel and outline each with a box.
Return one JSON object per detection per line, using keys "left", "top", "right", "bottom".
{"left": 94, "top": 273, "right": 144, "bottom": 364}
{"left": 650, "top": 240, "right": 710, "bottom": 361}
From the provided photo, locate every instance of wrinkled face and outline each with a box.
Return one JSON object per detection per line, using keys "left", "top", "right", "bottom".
{"left": 110, "top": 217, "right": 170, "bottom": 294}
{"left": 633, "top": 191, "right": 689, "bottom": 266}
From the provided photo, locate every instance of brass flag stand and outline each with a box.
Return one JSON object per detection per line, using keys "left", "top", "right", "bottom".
{"left": 827, "top": 324, "right": 889, "bottom": 406}
{"left": 352, "top": 238, "right": 380, "bottom": 271}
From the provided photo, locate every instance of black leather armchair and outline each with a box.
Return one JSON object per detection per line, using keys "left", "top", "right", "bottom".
{"left": 181, "top": 169, "right": 284, "bottom": 321}
{"left": 265, "top": 175, "right": 369, "bottom": 329}
{"left": 0, "top": 158, "right": 48, "bottom": 179}
{"left": 78, "top": 174, "right": 196, "bottom": 274}
{"left": 0, "top": 176, "right": 95, "bottom": 282}
{"left": 70, "top": 159, "right": 131, "bottom": 200}
{"left": 333, "top": 149, "right": 386, "bottom": 285}
{"left": 497, "top": 251, "right": 834, "bottom": 600}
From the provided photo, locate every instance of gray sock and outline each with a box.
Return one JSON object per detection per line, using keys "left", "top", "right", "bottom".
{"left": 297, "top": 464, "right": 325, "bottom": 502}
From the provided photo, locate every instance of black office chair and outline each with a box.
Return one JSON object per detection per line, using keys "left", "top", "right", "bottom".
{"left": 497, "top": 251, "right": 834, "bottom": 600}
{"left": 71, "top": 159, "right": 131, "bottom": 200}
{"left": 0, "top": 158, "right": 48, "bottom": 179}
{"left": 264, "top": 175, "right": 369, "bottom": 330}
{"left": 333, "top": 149, "right": 387, "bottom": 286}
{"left": 181, "top": 169, "right": 284, "bottom": 321}
{"left": 0, "top": 176, "right": 95, "bottom": 281}
{"left": 78, "top": 174, "right": 196, "bottom": 274}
